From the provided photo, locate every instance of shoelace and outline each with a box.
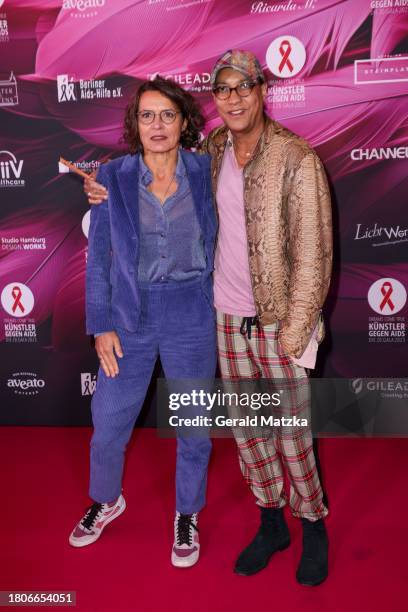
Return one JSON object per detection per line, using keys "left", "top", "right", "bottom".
{"left": 176, "top": 514, "right": 198, "bottom": 546}
{"left": 81, "top": 502, "right": 104, "bottom": 530}
{"left": 240, "top": 316, "right": 260, "bottom": 340}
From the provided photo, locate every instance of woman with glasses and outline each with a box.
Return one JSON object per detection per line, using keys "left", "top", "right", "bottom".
{"left": 69, "top": 77, "right": 217, "bottom": 569}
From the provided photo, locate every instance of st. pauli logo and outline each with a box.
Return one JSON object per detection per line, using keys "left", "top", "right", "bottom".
{"left": 1, "top": 282, "right": 34, "bottom": 318}
{"left": 266, "top": 35, "right": 306, "bottom": 78}
{"left": 368, "top": 278, "right": 407, "bottom": 316}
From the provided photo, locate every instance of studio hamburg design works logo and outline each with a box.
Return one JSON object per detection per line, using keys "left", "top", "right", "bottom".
{"left": 1, "top": 282, "right": 34, "bottom": 317}
{"left": 368, "top": 278, "right": 407, "bottom": 315}
{"left": 266, "top": 35, "right": 306, "bottom": 78}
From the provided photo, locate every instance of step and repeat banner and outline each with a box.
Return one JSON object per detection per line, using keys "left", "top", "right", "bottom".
{"left": 0, "top": 0, "right": 407, "bottom": 425}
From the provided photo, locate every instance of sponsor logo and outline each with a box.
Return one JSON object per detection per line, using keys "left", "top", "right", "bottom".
{"left": 1, "top": 282, "right": 34, "bottom": 318}
{"left": 354, "top": 223, "right": 408, "bottom": 247}
{"left": 367, "top": 279, "right": 406, "bottom": 344}
{"left": 0, "top": 150, "right": 24, "bottom": 187}
{"left": 58, "top": 159, "right": 101, "bottom": 174}
{"left": 368, "top": 278, "right": 407, "bottom": 316}
{"left": 266, "top": 35, "right": 306, "bottom": 79}
{"left": 0, "top": 12, "right": 9, "bottom": 43}
{"left": 7, "top": 372, "right": 45, "bottom": 396}
{"left": 266, "top": 36, "right": 307, "bottom": 110}
{"left": 371, "top": 0, "right": 408, "bottom": 13}
{"left": 57, "top": 74, "right": 76, "bottom": 102}
{"left": 0, "top": 72, "right": 18, "bottom": 106}
{"left": 350, "top": 378, "right": 408, "bottom": 400}
{"left": 250, "top": 0, "right": 316, "bottom": 13}
{"left": 149, "top": 0, "right": 212, "bottom": 11}
{"left": 61, "top": 0, "right": 106, "bottom": 18}
{"left": 81, "top": 372, "right": 97, "bottom": 395}
{"left": 1, "top": 237, "right": 46, "bottom": 251}
{"left": 148, "top": 72, "right": 211, "bottom": 93}
{"left": 351, "top": 146, "right": 408, "bottom": 161}
{"left": 354, "top": 56, "right": 408, "bottom": 84}
{"left": 57, "top": 74, "right": 122, "bottom": 102}
{"left": 82, "top": 210, "right": 91, "bottom": 239}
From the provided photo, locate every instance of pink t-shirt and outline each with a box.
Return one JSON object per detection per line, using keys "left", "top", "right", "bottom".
{"left": 214, "top": 140, "right": 318, "bottom": 369}
{"left": 213, "top": 142, "right": 256, "bottom": 316}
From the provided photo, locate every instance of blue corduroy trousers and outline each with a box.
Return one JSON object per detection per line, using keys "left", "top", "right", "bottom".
{"left": 89, "top": 278, "right": 217, "bottom": 514}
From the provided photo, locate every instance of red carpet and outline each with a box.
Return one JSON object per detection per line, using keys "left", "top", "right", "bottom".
{"left": 1, "top": 428, "right": 406, "bottom": 612}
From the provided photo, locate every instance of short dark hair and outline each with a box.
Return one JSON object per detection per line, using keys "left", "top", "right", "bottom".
{"left": 123, "top": 76, "right": 205, "bottom": 154}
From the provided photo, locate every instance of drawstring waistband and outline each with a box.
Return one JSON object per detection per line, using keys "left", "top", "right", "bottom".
{"left": 240, "top": 316, "right": 260, "bottom": 340}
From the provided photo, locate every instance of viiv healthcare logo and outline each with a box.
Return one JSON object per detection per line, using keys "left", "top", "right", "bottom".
{"left": 0, "top": 150, "right": 24, "bottom": 187}
{"left": 57, "top": 74, "right": 77, "bottom": 102}
{"left": 367, "top": 278, "right": 406, "bottom": 344}
{"left": 354, "top": 55, "right": 408, "bottom": 85}
{"left": 0, "top": 72, "right": 18, "bottom": 106}
{"left": 61, "top": 0, "right": 106, "bottom": 19}
{"left": 81, "top": 372, "right": 97, "bottom": 396}
{"left": 266, "top": 36, "right": 307, "bottom": 110}
{"left": 1, "top": 283, "right": 37, "bottom": 342}
{"left": 7, "top": 372, "right": 45, "bottom": 396}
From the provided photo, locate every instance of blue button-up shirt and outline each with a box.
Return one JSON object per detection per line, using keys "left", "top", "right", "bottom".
{"left": 137, "top": 152, "right": 206, "bottom": 283}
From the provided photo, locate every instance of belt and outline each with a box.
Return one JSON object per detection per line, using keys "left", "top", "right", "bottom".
{"left": 240, "top": 316, "right": 260, "bottom": 340}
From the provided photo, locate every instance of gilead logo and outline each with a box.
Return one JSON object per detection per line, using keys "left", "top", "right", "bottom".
{"left": 368, "top": 278, "right": 407, "bottom": 315}
{"left": 266, "top": 36, "right": 306, "bottom": 78}
{"left": 1, "top": 282, "right": 34, "bottom": 317}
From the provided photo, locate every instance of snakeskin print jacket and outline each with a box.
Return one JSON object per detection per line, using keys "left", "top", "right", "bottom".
{"left": 203, "top": 117, "right": 333, "bottom": 358}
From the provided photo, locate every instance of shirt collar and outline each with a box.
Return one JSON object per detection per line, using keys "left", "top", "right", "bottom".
{"left": 139, "top": 149, "right": 186, "bottom": 187}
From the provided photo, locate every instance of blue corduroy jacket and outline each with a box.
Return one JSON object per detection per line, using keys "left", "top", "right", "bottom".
{"left": 86, "top": 150, "right": 217, "bottom": 335}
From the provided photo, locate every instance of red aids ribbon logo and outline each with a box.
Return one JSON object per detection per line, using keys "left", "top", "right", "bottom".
{"left": 368, "top": 278, "right": 406, "bottom": 316}
{"left": 1, "top": 282, "right": 35, "bottom": 318}
{"left": 278, "top": 40, "right": 294, "bottom": 74}
{"left": 11, "top": 285, "right": 25, "bottom": 314}
{"left": 379, "top": 281, "right": 394, "bottom": 312}
{"left": 266, "top": 36, "right": 306, "bottom": 79}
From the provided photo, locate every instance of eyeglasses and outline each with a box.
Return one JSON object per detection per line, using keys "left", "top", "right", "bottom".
{"left": 212, "top": 80, "right": 258, "bottom": 100}
{"left": 137, "top": 109, "right": 181, "bottom": 124}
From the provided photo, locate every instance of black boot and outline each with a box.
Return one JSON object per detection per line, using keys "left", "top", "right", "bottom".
{"left": 296, "top": 518, "right": 328, "bottom": 586}
{"left": 234, "top": 507, "right": 290, "bottom": 576}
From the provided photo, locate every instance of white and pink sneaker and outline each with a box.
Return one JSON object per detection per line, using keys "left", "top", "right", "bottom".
{"left": 69, "top": 494, "right": 126, "bottom": 548}
{"left": 171, "top": 512, "right": 200, "bottom": 568}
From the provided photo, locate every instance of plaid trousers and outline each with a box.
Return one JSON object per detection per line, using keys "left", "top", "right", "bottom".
{"left": 217, "top": 311, "right": 328, "bottom": 521}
